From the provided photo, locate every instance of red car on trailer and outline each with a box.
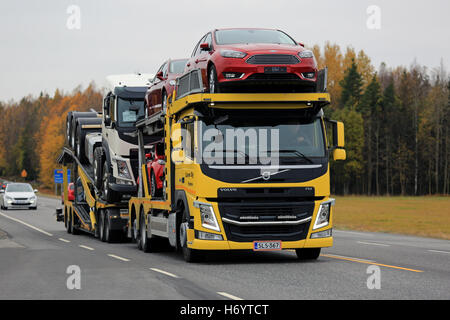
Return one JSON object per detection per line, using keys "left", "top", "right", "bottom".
{"left": 145, "top": 58, "right": 188, "bottom": 117}
{"left": 184, "top": 28, "right": 318, "bottom": 93}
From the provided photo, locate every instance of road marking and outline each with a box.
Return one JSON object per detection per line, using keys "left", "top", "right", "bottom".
{"left": 333, "top": 230, "right": 375, "bottom": 237}
{"left": 107, "top": 254, "right": 130, "bottom": 262}
{"left": 0, "top": 211, "right": 53, "bottom": 237}
{"left": 149, "top": 268, "right": 180, "bottom": 278}
{"left": 357, "top": 241, "right": 391, "bottom": 247}
{"left": 217, "top": 292, "right": 243, "bottom": 300}
{"left": 321, "top": 254, "right": 423, "bottom": 273}
{"left": 323, "top": 253, "right": 374, "bottom": 263}
{"left": 79, "top": 245, "right": 94, "bottom": 251}
{"left": 428, "top": 250, "right": 450, "bottom": 255}
{"left": 58, "top": 238, "right": 70, "bottom": 243}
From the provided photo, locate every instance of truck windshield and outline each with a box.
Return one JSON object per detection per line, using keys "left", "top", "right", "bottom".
{"left": 215, "top": 29, "right": 297, "bottom": 45}
{"left": 117, "top": 98, "right": 145, "bottom": 127}
{"left": 198, "top": 117, "right": 325, "bottom": 165}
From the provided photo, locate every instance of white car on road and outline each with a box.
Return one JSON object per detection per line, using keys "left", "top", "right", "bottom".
{"left": 0, "top": 183, "right": 38, "bottom": 210}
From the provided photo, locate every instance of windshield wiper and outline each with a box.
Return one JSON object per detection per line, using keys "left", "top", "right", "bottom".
{"left": 276, "top": 149, "right": 314, "bottom": 164}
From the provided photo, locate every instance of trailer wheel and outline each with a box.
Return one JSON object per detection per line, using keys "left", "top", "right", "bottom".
{"left": 179, "top": 208, "right": 201, "bottom": 262}
{"left": 99, "top": 210, "right": 106, "bottom": 242}
{"left": 70, "top": 210, "right": 80, "bottom": 235}
{"left": 295, "top": 248, "right": 321, "bottom": 260}
{"left": 104, "top": 209, "right": 119, "bottom": 243}
{"left": 66, "top": 210, "right": 72, "bottom": 234}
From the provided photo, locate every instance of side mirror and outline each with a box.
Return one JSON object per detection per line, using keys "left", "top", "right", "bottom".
{"left": 334, "top": 121, "right": 345, "bottom": 148}
{"left": 156, "top": 71, "right": 165, "bottom": 81}
{"left": 333, "top": 149, "right": 346, "bottom": 161}
{"left": 145, "top": 153, "right": 153, "bottom": 160}
{"left": 104, "top": 116, "right": 112, "bottom": 127}
{"left": 200, "top": 42, "right": 210, "bottom": 51}
{"left": 298, "top": 42, "right": 305, "bottom": 47}
{"left": 34, "top": 189, "right": 38, "bottom": 193}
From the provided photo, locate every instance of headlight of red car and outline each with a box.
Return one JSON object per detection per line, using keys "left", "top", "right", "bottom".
{"left": 298, "top": 50, "right": 315, "bottom": 58}
{"left": 220, "top": 50, "right": 247, "bottom": 58}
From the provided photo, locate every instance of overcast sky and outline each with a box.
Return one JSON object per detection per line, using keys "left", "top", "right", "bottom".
{"left": 0, "top": 0, "right": 449, "bottom": 102}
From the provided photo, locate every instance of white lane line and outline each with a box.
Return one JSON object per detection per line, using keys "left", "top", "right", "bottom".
{"left": 79, "top": 245, "right": 94, "bottom": 251}
{"left": 333, "top": 230, "right": 375, "bottom": 237}
{"left": 0, "top": 211, "right": 53, "bottom": 237}
{"left": 323, "top": 253, "right": 375, "bottom": 263}
{"left": 217, "top": 292, "right": 243, "bottom": 300}
{"left": 107, "top": 254, "right": 130, "bottom": 262}
{"left": 428, "top": 250, "right": 450, "bottom": 255}
{"left": 149, "top": 268, "right": 180, "bottom": 278}
{"left": 58, "top": 238, "right": 70, "bottom": 243}
{"left": 357, "top": 241, "right": 391, "bottom": 247}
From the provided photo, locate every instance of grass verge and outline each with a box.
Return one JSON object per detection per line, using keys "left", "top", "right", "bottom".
{"left": 333, "top": 196, "right": 450, "bottom": 240}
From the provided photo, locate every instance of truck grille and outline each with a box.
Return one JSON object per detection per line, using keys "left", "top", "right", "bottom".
{"left": 218, "top": 201, "right": 314, "bottom": 242}
{"left": 246, "top": 54, "right": 300, "bottom": 65}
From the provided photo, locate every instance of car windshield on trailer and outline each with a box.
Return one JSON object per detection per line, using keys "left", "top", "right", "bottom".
{"left": 6, "top": 184, "right": 33, "bottom": 193}
{"left": 215, "top": 29, "right": 297, "bottom": 45}
{"left": 170, "top": 59, "right": 188, "bottom": 74}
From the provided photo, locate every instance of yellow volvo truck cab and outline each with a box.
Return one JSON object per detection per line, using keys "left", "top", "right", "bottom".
{"left": 129, "top": 70, "right": 345, "bottom": 262}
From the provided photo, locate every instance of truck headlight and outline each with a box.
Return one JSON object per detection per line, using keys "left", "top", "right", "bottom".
{"left": 116, "top": 159, "right": 131, "bottom": 179}
{"left": 194, "top": 201, "right": 220, "bottom": 232}
{"left": 313, "top": 199, "right": 335, "bottom": 230}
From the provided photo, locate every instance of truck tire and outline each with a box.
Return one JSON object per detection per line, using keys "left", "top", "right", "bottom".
{"left": 75, "top": 118, "right": 102, "bottom": 164}
{"left": 98, "top": 210, "right": 106, "bottom": 242}
{"left": 70, "top": 111, "right": 98, "bottom": 149}
{"left": 101, "top": 161, "right": 120, "bottom": 203}
{"left": 104, "top": 209, "right": 119, "bottom": 243}
{"left": 138, "top": 208, "right": 154, "bottom": 253}
{"left": 66, "top": 210, "right": 72, "bottom": 234}
{"left": 93, "top": 148, "right": 103, "bottom": 190}
{"left": 179, "top": 207, "right": 201, "bottom": 262}
{"left": 295, "top": 248, "right": 321, "bottom": 260}
{"left": 66, "top": 111, "right": 73, "bottom": 145}
{"left": 70, "top": 211, "right": 80, "bottom": 235}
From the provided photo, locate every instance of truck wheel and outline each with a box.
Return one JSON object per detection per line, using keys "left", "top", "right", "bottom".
{"left": 295, "top": 248, "right": 321, "bottom": 260}
{"left": 93, "top": 148, "right": 103, "bottom": 190}
{"left": 66, "top": 210, "right": 72, "bottom": 234}
{"left": 179, "top": 208, "right": 201, "bottom": 262}
{"left": 70, "top": 211, "right": 80, "bottom": 235}
{"left": 104, "top": 209, "right": 119, "bottom": 243}
{"left": 101, "top": 161, "right": 119, "bottom": 203}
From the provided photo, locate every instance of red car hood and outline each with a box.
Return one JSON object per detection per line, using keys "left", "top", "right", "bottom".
{"left": 217, "top": 43, "right": 302, "bottom": 55}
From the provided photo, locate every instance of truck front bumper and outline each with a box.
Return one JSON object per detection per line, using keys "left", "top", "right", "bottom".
{"left": 186, "top": 228, "right": 333, "bottom": 250}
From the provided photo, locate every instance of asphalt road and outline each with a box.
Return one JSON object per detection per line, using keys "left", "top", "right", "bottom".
{"left": 0, "top": 195, "right": 449, "bottom": 300}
